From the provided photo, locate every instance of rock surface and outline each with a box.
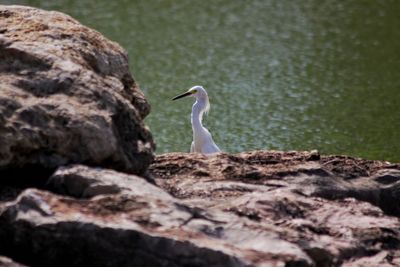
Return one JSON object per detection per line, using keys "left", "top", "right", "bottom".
{"left": 0, "top": 151, "right": 399, "bottom": 267}
{"left": 0, "top": 256, "right": 27, "bottom": 267}
{"left": 0, "top": 5, "right": 154, "bottom": 175}
{"left": 150, "top": 151, "right": 400, "bottom": 266}
{"left": 2, "top": 165, "right": 290, "bottom": 267}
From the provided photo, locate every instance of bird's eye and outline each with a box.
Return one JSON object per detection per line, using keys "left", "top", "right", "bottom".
{"left": 191, "top": 90, "right": 197, "bottom": 94}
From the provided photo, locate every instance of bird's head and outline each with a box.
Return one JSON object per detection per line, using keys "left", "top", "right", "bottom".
{"left": 172, "top": 85, "right": 208, "bottom": 101}
{"left": 172, "top": 85, "right": 210, "bottom": 114}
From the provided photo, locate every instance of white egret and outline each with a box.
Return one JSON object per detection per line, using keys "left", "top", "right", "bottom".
{"left": 172, "top": 85, "right": 221, "bottom": 154}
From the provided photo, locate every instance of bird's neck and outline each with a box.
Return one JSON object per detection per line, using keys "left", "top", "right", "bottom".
{"left": 191, "top": 99, "right": 206, "bottom": 133}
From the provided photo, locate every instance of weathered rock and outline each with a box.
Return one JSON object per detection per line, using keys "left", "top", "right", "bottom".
{"left": 0, "top": 152, "right": 399, "bottom": 267}
{"left": 0, "top": 256, "right": 28, "bottom": 267}
{"left": 0, "top": 164, "right": 312, "bottom": 267}
{"left": 150, "top": 151, "right": 400, "bottom": 266}
{"left": 0, "top": 5, "right": 154, "bottom": 175}
{"left": 47, "top": 164, "right": 170, "bottom": 199}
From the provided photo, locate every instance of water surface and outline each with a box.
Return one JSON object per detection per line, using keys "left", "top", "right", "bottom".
{"left": 4, "top": 0, "right": 400, "bottom": 161}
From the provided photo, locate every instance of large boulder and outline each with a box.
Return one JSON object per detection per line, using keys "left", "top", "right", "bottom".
{"left": 0, "top": 5, "right": 154, "bottom": 175}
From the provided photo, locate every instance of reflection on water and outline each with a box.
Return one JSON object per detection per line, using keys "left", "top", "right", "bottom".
{"left": 6, "top": 0, "right": 400, "bottom": 161}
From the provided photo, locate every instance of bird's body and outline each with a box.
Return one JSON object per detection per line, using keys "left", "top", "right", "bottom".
{"left": 173, "top": 86, "right": 221, "bottom": 154}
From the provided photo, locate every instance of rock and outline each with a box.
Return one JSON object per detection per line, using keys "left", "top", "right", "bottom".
{"left": 150, "top": 151, "right": 400, "bottom": 266}
{"left": 0, "top": 5, "right": 154, "bottom": 175}
{"left": 0, "top": 256, "right": 28, "bottom": 267}
{"left": 47, "top": 164, "right": 171, "bottom": 199}
{"left": 0, "top": 165, "right": 312, "bottom": 267}
{"left": 0, "top": 152, "right": 399, "bottom": 267}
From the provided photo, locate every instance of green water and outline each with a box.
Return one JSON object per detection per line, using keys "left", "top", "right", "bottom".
{"left": 4, "top": 0, "right": 400, "bottom": 161}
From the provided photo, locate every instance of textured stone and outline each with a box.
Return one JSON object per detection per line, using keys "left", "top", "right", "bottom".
{"left": 0, "top": 5, "right": 154, "bottom": 175}
{"left": 0, "top": 152, "right": 399, "bottom": 266}
{"left": 150, "top": 151, "right": 400, "bottom": 266}
{"left": 0, "top": 165, "right": 312, "bottom": 267}
{"left": 0, "top": 256, "right": 28, "bottom": 267}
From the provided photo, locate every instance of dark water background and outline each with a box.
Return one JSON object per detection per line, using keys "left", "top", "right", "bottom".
{"left": 4, "top": 0, "right": 400, "bottom": 161}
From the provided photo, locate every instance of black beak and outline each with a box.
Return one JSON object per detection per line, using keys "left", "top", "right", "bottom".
{"left": 172, "top": 91, "right": 192, "bottom": 100}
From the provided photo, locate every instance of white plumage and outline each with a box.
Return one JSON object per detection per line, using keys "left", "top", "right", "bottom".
{"left": 173, "top": 85, "right": 221, "bottom": 154}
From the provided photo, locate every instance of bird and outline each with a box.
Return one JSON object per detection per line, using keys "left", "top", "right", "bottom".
{"left": 172, "top": 85, "right": 221, "bottom": 154}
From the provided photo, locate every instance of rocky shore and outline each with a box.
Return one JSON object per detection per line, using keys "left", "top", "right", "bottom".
{"left": 0, "top": 5, "right": 399, "bottom": 267}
